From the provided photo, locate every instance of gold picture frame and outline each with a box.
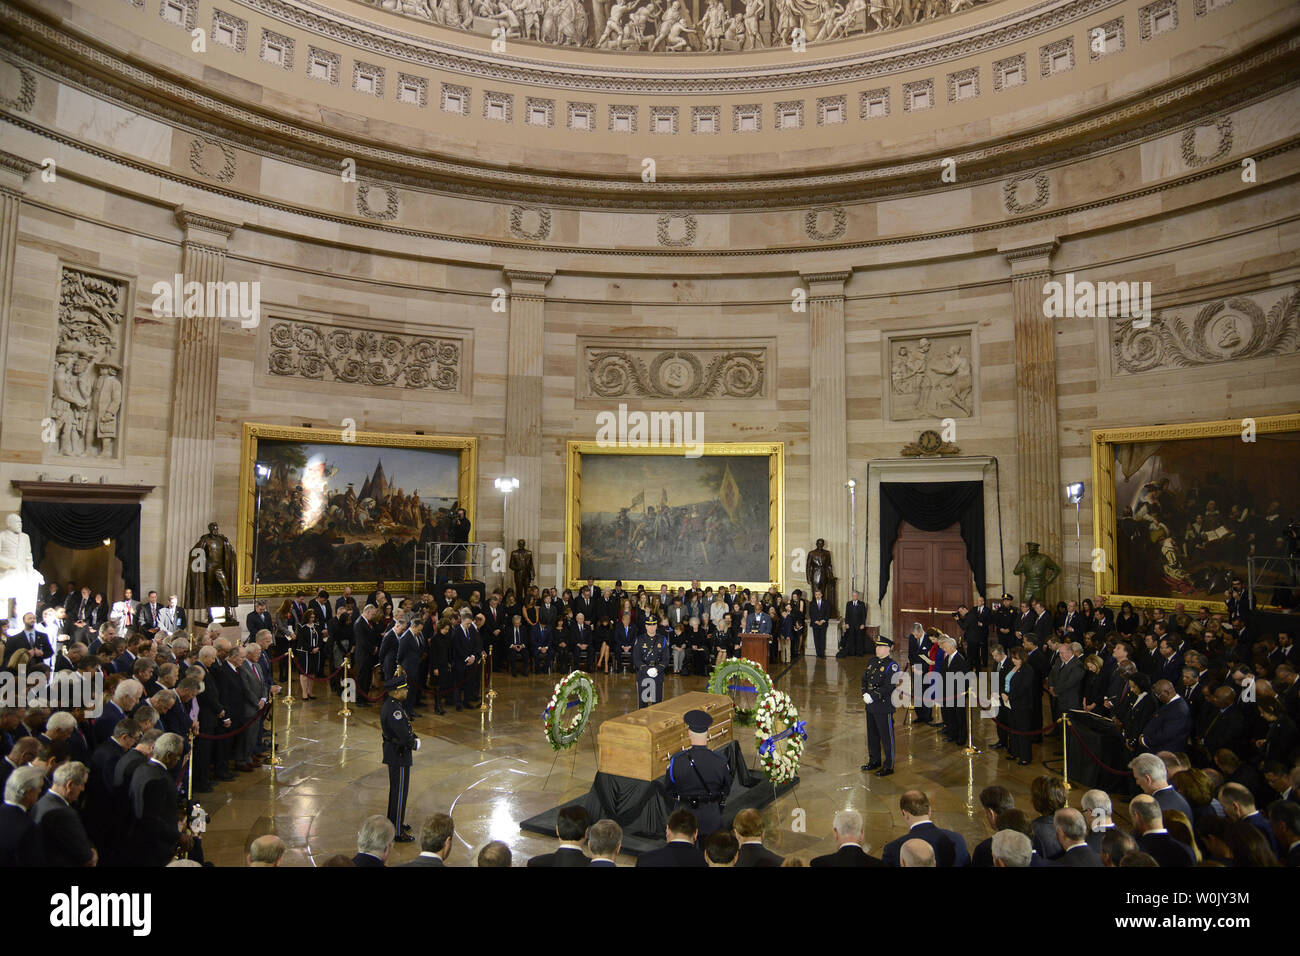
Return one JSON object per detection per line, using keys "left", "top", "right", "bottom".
{"left": 564, "top": 441, "right": 785, "bottom": 593}
{"left": 236, "top": 423, "right": 477, "bottom": 599}
{"left": 1090, "top": 413, "right": 1300, "bottom": 612}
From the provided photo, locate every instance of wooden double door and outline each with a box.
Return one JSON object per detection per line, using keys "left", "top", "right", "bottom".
{"left": 891, "top": 521, "right": 973, "bottom": 647}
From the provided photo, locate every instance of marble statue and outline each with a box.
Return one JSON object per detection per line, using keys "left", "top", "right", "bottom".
{"left": 1012, "top": 542, "right": 1061, "bottom": 604}
{"left": 184, "top": 522, "right": 239, "bottom": 620}
{"left": 509, "top": 539, "right": 535, "bottom": 597}
{"left": 0, "top": 514, "right": 44, "bottom": 623}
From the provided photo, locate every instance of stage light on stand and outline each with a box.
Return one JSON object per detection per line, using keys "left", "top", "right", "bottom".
{"left": 1065, "top": 482, "right": 1085, "bottom": 604}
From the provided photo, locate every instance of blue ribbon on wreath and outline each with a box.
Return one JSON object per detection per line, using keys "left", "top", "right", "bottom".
{"left": 759, "top": 720, "right": 808, "bottom": 756}
{"left": 727, "top": 684, "right": 757, "bottom": 693}
{"left": 542, "top": 697, "right": 583, "bottom": 718}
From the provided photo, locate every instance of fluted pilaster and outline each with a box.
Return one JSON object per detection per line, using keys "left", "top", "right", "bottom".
{"left": 503, "top": 270, "right": 551, "bottom": 563}
{"left": 1003, "top": 241, "right": 1063, "bottom": 596}
{"left": 163, "top": 207, "right": 239, "bottom": 600}
{"left": 804, "top": 271, "right": 851, "bottom": 608}
{"left": 0, "top": 153, "right": 39, "bottom": 447}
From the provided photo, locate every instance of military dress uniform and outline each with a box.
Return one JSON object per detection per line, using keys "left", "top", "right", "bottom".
{"left": 861, "top": 637, "right": 900, "bottom": 776}
{"left": 381, "top": 670, "right": 419, "bottom": 840}
{"left": 667, "top": 709, "right": 734, "bottom": 839}
{"left": 633, "top": 623, "right": 671, "bottom": 708}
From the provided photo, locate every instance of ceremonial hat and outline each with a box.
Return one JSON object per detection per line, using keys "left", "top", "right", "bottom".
{"left": 384, "top": 670, "right": 407, "bottom": 692}
{"left": 684, "top": 709, "right": 713, "bottom": 733}
{"left": 875, "top": 636, "right": 893, "bottom": 648}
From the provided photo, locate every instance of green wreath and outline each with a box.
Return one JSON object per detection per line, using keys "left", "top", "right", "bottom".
{"left": 707, "top": 657, "right": 773, "bottom": 726}
{"left": 542, "top": 670, "right": 599, "bottom": 751}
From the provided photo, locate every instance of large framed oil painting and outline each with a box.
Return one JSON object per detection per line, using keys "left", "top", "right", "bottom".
{"left": 1091, "top": 414, "right": 1300, "bottom": 611}
{"left": 236, "top": 423, "right": 477, "bottom": 598}
{"left": 564, "top": 441, "right": 784, "bottom": 592}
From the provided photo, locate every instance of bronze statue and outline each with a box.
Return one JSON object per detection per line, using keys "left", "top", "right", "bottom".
{"left": 184, "top": 522, "right": 238, "bottom": 621}
{"left": 807, "top": 538, "right": 836, "bottom": 610}
{"left": 509, "top": 539, "right": 534, "bottom": 598}
{"left": 1012, "top": 541, "right": 1061, "bottom": 604}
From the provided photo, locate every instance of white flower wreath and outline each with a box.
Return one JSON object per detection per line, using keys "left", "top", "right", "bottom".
{"left": 754, "top": 689, "right": 806, "bottom": 785}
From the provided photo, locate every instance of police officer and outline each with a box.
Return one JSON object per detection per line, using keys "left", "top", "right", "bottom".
{"left": 861, "top": 636, "right": 900, "bottom": 777}
{"left": 667, "top": 709, "right": 733, "bottom": 840}
{"left": 381, "top": 668, "right": 419, "bottom": 842}
{"left": 633, "top": 617, "right": 671, "bottom": 708}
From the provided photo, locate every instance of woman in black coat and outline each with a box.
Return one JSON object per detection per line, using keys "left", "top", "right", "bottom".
{"left": 294, "top": 607, "right": 324, "bottom": 700}
{"left": 1003, "top": 646, "right": 1037, "bottom": 766}
{"left": 426, "top": 616, "right": 451, "bottom": 715}
{"left": 1115, "top": 601, "right": 1139, "bottom": 637}
{"left": 1081, "top": 654, "right": 1107, "bottom": 713}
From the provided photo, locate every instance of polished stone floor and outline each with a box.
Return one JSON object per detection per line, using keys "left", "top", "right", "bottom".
{"left": 199, "top": 658, "right": 1109, "bottom": 866}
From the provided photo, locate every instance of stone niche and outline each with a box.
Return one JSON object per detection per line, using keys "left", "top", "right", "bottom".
{"left": 884, "top": 329, "right": 977, "bottom": 422}
{"left": 44, "top": 265, "right": 131, "bottom": 463}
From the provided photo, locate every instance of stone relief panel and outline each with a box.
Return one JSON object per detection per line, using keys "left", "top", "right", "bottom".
{"left": 46, "top": 266, "right": 129, "bottom": 461}
{"left": 886, "top": 330, "right": 976, "bottom": 421}
{"left": 580, "top": 339, "right": 771, "bottom": 401}
{"left": 266, "top": 318, "right": 465, "bottom": 392}
{"left": 1111, "top": 286, "right": 1298, "bottom": 375}
{"left": 353, "top": 0, "right": 991, "bottom": 53}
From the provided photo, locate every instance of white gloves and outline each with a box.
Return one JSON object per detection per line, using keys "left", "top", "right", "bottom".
{"left": 647, "top": 667, "right": 658, "bottom": 678}
{"left": 863, "top": 693, "right": 873, "bottom": 704}
{"left": 413, "top": 738, "right": 420, "bottom": 751}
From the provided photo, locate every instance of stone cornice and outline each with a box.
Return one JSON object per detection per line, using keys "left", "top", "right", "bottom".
{"left": 0, "top": 148, "right": 38, "bottom": 193}
{"left": 1, "top": 18, "right": 1296, "bottom": 209}
{"left": 175, "top": 207, "right": 242, "bottom": 245}
{"left": 246, "top": 0, "right": 1116, "bottom": 94}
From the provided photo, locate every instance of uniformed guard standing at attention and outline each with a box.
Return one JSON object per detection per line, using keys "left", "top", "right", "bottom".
{"left": 633, "top": 617, "right": 671, "bottom": 708}
{"left": 861, "top": 636, "right": 900, "bottom": 777}
{"left": 667, "top": 709, "right": 733, "bottom": 840}
{"left": 381, "top": 668, "right": 419, "bottom": 842}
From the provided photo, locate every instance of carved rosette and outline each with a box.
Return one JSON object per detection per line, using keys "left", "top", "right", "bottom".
{"left": 267, "top": 319, "right": 461, "bottom": 390}
{"left": 588, "top": 348, "right": 764, "bottom": 399}
{"left": 1111, "top": 288, "right": 1297, "bottom": 374}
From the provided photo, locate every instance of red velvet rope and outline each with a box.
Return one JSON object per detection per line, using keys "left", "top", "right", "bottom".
{"left": 194, "top": 703, "right": 271, "bottom": 740}
{"left": 1066, "top": 721, "right": 1133, "bottom": 776}
{"left": 988, "top": 717, "right": 1061, "bottom": 736}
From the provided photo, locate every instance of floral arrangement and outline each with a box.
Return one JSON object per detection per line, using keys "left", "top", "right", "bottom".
{"left": 754, "top": 690, "right": 807, "bottom": 785}
{"left": 706, "top": 658, "right": 773, "bottom": 726}
{"left": 542, "top": 670, "right": 599, "bottom": 751}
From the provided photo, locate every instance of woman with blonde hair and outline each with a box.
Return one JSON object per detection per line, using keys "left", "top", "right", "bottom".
{"left": 1163, "top": 809, "right": 1202, "bottom": 863}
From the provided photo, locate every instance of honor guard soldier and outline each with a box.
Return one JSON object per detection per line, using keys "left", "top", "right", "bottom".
{"left": 861, "top": 636, "right": 900, "bottom": 777}
{"left": 633, "top": 618, "right": 671, "bottom": 708}
{"left": 667, "top": 709, "right": 733, "bottom": 840}
{"left": 381, "top": 668, "right": 419, "bottom": 842}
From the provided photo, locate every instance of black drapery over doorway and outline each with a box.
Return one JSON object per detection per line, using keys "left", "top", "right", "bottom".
{"left": 878, "top": 481, "right": 986, "bottom": 602}
{"left": 19, "top": 501, "right": 142, "bottom": 596}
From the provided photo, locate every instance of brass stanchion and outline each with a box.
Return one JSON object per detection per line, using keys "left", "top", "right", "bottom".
{"left": 186, "top": 728, "right": 195, "bottom": 798}
{"left": 961, "top": 691, "right": 982, "bottom": 756}
{"left": 1061, "top": 713, "right": 1072, "bottom": 790}
{"left": 269, "top": 691, "right": 282, "bottom": 767}
{"left": 338, "top": 656, "right": 353, "bottom": 718}
{"left": 485, "top": 646, "right": 496, "bottom": 701}
{"left": 282, "top": 647, "right": 295, "bottom": 708}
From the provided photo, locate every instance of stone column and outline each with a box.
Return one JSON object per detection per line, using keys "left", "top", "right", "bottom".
{"left": 1002, "top": 240, "right": 1063, "bottom": 593}
{"left": 502, "top": 270, "right": 551, "bottom": 573}
{"left": 0, "top": 152, "right": 39, "bottom": 450}
{"left": 162, "top": 207, "right": 239, "bottom": 600}
{"left": 803, "top": 271, "right": 851, "bottom": 616}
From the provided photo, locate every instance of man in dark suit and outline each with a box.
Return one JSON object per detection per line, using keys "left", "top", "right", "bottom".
{"left": 397, "top": 622, "right": 425, "bottom": 716}
{"left": 881, "top": 791, "right": 969, "bottom": 866}
{"left": 245, "top": 600, "right": 274, "bottom": 641}
{"left": 353, "top": 605, "right": 379, "bottom": 705}
{"left": 635, "top": 810, "right": 707, "bottom": 867}
{"left": 378, "top": 612, "right": 407, "bottom": 683}
{"left": 481, "top": 593, "right": 507, "bottom": 671}
{"left": 92, "top": 681, "right": 141, "bottom": 747}
{"left": 1060, "top": 600, "right": 1085, "bottom": 642}
{"left": 810, "top": 809, "right": 886, "bottom": 867}
{"left": 67, "top": 586, "right": 95, "bottom": 640}
{"left": 123, "top": 732, "right": 188, "bottom": 866}
{"left": 841, "top": 590, "right": 867, "bottom": 658}
{"left": 312, "top": 589, "right": 333, "bottom": 628}
{"left": 138, "top": 591, "right": 163, "bottom": 640}
{"left": 505, "top": 613, "right": 530, "bottom": 677}
{"left": 991, "top": 594, "right": 1017, "bottom": 651}
{"left": 1200, "top": 686, "right": 1247, "bottom": 761}
{"left": 1219, "top": 783, "right": 1279, "bottom": 856}
{"left": 401, "top": 812, "right": 454, "bottom": 867}
{"left": 1155, "top": 637, "right": 1185, "bottom": 685}
{"left": 451, "top": 610, "right": 483, "bottom": 710}
{"left": 969, "top": 785, "right": 1016, "bottom": 866}
{"left": 1131, "top": 795, "right": 1195, "bottom": 867}
{"left": 1139, "top": 681, "right": 1193, "bottom": 754}
{"left": 614, "top": 613, "right": 636, "bottom": 673}
{"left": 4, "top": 613, "right": 52, "bottom": 663}
{"left": 0, "top": 765, "right": 45, "bottom": 866}
{"left": 1048, "top": 640, "right": 1085, "bottom": 717}
{"left": 586, "top": 819, "right": 621, "bottom": 867}
{"left": 527, "top": 805, "right": 591, "bottom": 867}
{"left": 940, "top": 639, "right": 971, "bottom": 745}
{"left": 732, "top": 808, "right": 783, "bottom": 866}
{"left": 1053, "top": 808, "right": 1102, "bottom": 866}
{"left": 1266, "top": 800, "right": 1300, "bottom": 867}
{"left": 34, "top": 761, "right": 96, "bottom": 867}
{"left": 906, "top": 624, "right": 933, "bottom": 724}
{"left": 352, "top": 814, "right": 395, "bottom": 867}
{"left": 1031, "top": 599, "right": 1054, "bottom": 646}
{"left": 809, "top": 590, "right": 832, "bottom": 659}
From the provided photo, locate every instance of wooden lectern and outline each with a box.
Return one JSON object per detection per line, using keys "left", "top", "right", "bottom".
{"left": 740, "top": 632, "right": 769, "bottom": 664}
{"left": 597, "top": 692, "right": 734, "bottom": 782}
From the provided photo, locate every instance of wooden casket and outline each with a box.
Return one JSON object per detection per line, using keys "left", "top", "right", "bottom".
{"left": 597, "top": 692, "right": 734, "bottom": 782}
